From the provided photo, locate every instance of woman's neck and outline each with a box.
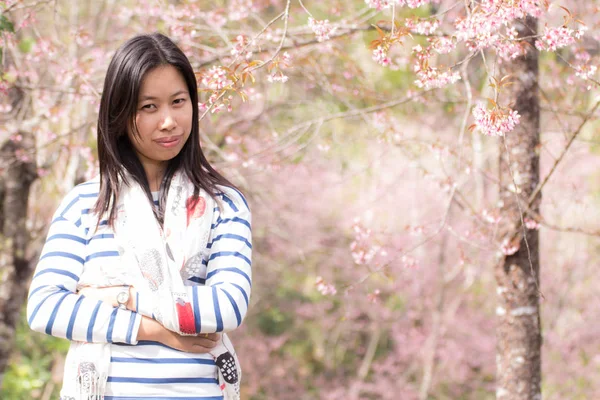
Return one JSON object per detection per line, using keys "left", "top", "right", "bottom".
{"left": 143, "top": 162, "right": 167, "bottom": 191}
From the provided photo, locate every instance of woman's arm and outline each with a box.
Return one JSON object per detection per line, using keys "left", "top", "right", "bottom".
{"left": 27, "top": 192, "right": 140, "bottom": 345}
{"left": 195, "top": 187, "right": 252, "bottom": 333}
{"left": 138, "top": 316, "right": 220, "bottom": 353}
{"left": 134, "top": 186, "right": 253, "bottom": 334}
{"left": 77, "top": 187, "right": 253, "bottom": 336}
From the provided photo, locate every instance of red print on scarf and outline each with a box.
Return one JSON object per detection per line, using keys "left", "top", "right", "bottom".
{"left": 176, "top": 298, "right": 196, "bottom": 334}
{"left": 185, "top": 196, "right": 206, "bottom": 226}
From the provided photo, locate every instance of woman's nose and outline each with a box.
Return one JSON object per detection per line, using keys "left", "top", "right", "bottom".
{"left": 160, "top": 113, "right": 176, "bottom": 131}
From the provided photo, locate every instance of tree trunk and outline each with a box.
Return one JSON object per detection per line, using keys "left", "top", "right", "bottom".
{"left": 495, "top": 17, "right": 542, "bottom": 400}
{"left": 0, "top": 131, "right": 38, "bottom": 385}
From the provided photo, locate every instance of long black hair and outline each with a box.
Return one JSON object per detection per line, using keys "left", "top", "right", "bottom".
{"left": 94, "top": 32, "right": 236, "bottom": 226}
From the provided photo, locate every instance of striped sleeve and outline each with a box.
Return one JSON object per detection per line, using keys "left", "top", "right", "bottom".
{"left": 26, "top": 189, "right": 142, "bottom": 345}
{"left": 191, "top": 186, "right": 252, "bottom": 334}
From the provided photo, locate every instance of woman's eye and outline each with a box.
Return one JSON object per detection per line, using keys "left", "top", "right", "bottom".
{"left": 174, "top": 98, "right": 186, "bottom": 105}
{"left": 141, "top": 104, "right": 155, "bottom": 110}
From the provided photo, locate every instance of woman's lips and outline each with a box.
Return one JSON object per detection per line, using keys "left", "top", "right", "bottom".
{"left": 154, "top": 135, "right": 182, "bottom": 148}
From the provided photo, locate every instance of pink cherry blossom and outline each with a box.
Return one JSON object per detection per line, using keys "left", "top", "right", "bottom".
{"left": 315, "top": 276, "right": 337, "bottom": 296}
{"left": 365, "top": 0, "right": 435, "bottom": 9}
{"left": 372, "top": 45, "right": 392, "bottom": 67}
{"left": 524, "top": 218, "right": 540, "bottom": 230}
{"left": 575, "top": 64, "right": 597, "bottom": 80}
{"left": 368, "top": 289, "right": 381, "bottom": 303}
{"left": 535, "top": 26, "right": 577, "bottom": 52}
{"left": 482, "top": 209, "right": 502, "bottom": 224}
{"left": 429, "top": 36, "right": 456, "bottom": 54}
{"left": 414, "top": 66, "right": 461, "bottom": 89}
{"left": 405, "top": 18, "right": 440, "bottom": 36}
{"left": 231, "top": 35, "right": 253, "bottom": 60}
{"left": 364, "top": 0, "right": 396, "bottom": 11}
{"left": 401, "top": 254, "right": 418, "bottom": 268}
{"left": 200, "top": 66, "right": 233, "bottom": 90}
{"left": 308, "top": 17, "right": 337, "bottom": 43}
{"left": 267, "top": 72, "right": 289, "bottom": 83}
{"left": 472, "top": 103, "right": 521, "bottom": 137}
{"left": 501, "top": 238, "right": 520, "bottom": 256}
{"left": 495, "top": 27, "right": 526, "bottom": 60}
{"left": 404, "top": 0, "right": 433, "bottom": 8}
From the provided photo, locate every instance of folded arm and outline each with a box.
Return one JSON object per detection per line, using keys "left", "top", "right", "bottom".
{"left": 27, "top": 212, "right": 141, "bottom": 345}
{"left": 133, "top": 187, "right": 253, "bottom": 334}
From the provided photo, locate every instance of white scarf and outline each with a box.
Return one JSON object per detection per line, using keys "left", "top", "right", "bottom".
{"left": 61, "top": 170, "right": 241, "bottom": 399}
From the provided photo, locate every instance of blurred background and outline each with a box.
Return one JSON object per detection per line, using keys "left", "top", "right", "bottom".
{"left": 1, "top": 0, "right": 600, "bottom": 399}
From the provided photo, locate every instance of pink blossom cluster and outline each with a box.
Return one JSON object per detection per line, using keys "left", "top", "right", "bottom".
{"left": 72, "top": 28, "right": 93, "bottom": 47}
{"left": 495, "top": 27, "right": 525, "bottom": 60}
{"left": 267, "top": 73, "right": 289, "bottom": 83}
{"left": 404, "top": 0, "right": 433, "bottom": 8}
{"left": 401, "top": 254, "right": 418, "bottom": 268}
{"left": 367, "top": 289, "right": 381, "bottom": 303}
{"left": 14, "top": 148, "right": 31, "bottom": 163}
{"left": 200, "top": 66, "right": 233, "bottom": 90}
{"left": 509, "top": 0, "right": 546, "bottom": 18}
{"left": 453, "top": 0, "right": 546, "bottom": 52}
{"left": 372, "top": 111, "right": 402, "bottom": 142}
{"left": 412, "top": 45, "right": 460, "bottom": 89}
{"left": 455, "top": 12, "right": 502, "bottom": 49}
{"left": 501, "top": 238, "right": 519, "bottom": 256}
{"left": 231, "top": 35, "right": 253, "bottom": 60}
{"left": 472, "top": 104, "right": 520, "bottom": 137}
{"left": 205, "top": 10, "right": 228, "bottom": 28}
{"left": 0, "top": 81, "right": 9, "bottom": 96}
{"left": 365, "top": 0, "right": 434, "bottom": 10}
{"left": 429, "top": 36, "right": 456, "bottom": 54}
{"left": 575, "top": 64, "right": 598, "bottom": 81}
{"left": 315, "top": 276, "right": 337, "bottom": 296}
{"left": 414, "top": 66, "right": 461, "bottom": 89}
{"left": 524, "top": 218, "right": 540, "bottom": 230}
{"left": 267, "top": 52, "right": 292, "bottom": 84}
{"left": 350, "top": 219, "right": 381, "bottom": 265}
{"left": 199, "top": 93, "right": 234, "bottom": 114}
{"left": 535, "top": 26, "right": 579, "bottom": 52}
{"left": 227, "top": 0, "right": 261, "bottom": 21}
{"left": 372, "top": 45, "right": 391, "bottom": 67}
{"left": 27, "top": 38, "right": 57, "bottom": 63}
{"left": 479, "top": 0, "right": 545, "bottom": 20}
{"left": 308, "top": 17, "right": 337, "bottom": 43}
{"left": 407, "top": 224, "right": 425, "bottom": 236}
{"left": 364, "top": 0, "right": 397, "bottom": 11}
{"left": 575, "top": 49, "right": 591, "bottom": 62}
{"left": 405, "top": 18, "right": 440, "bottom": 35}
{"left": 482, "top": 209, "right": 502, "bottom": 224}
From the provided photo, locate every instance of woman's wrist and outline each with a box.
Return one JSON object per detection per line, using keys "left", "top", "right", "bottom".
{"left": 127, "top": 286, "right": 137, "bottom": 311}
{"left": 138, "top": 316, "right": 164, "bottom": 342}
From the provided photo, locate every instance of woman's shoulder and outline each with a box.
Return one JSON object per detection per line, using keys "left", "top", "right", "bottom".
{"left": 53, "top": 176, "right": 101, "bottom": 224}
{"left": 213, "top": 184, "right": 250, "bottom": 215}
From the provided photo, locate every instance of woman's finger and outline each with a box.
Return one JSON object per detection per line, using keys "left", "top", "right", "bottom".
{"left": 197, "top": 338, "right": 218, "bottom": 348}
{"left": 188, "top": 345, "right": 213, "bottom": 354}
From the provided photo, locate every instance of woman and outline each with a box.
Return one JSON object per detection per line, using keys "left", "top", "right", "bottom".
{"left": 27, "top": 33, "right": 252, "bottom": 400}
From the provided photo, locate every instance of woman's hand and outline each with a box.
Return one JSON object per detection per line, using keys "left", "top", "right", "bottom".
{"left": 78, "top": 285, "right": 136, "bottom": 310}
{"left": 161, "top": 329, "right": 222, "bottom": 353}
{"left": 138, "top": 317, "right": 221, "bottom": 353}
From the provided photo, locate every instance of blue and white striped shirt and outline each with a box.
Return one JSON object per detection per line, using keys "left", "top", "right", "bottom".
{"left": 27, "top": 177, "right": 252, "bottom": 399}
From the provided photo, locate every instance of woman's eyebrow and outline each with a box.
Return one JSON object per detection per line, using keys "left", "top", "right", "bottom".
{"left": 139, "top": 90, "right": 188, "bottom": 101}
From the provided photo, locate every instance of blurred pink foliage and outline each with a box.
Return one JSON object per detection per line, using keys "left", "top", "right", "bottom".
{"left": 3, "top": 0, "right": 600, "bottom": 399}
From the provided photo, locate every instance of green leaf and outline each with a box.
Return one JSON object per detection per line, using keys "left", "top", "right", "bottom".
{"left": 0, "top": 14, "right": 15, "bottom": 33}
{"left": 18, "top": 37, "right": 34, "bottom": 54}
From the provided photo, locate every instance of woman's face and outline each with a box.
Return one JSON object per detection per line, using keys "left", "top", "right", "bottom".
{"left": 128, "top": 65, "right": 193, "bottom": 174}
